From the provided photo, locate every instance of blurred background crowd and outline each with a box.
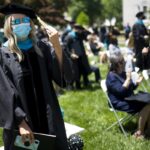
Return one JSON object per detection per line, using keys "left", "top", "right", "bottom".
{"left": 0, "top": 0, "right": 149, "bottom": 95}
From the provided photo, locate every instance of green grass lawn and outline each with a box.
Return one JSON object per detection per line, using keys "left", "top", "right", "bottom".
{"left": 0, "top": 129, "right": 2, "bottom": 146}
{"left": 59, "top": 63, "right": 150, "bottom": 150}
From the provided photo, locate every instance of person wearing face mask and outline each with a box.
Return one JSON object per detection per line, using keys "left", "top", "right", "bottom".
{"left": 64, "top": 24, "right": 92, "bottom": 89}
{"left": 106, "top": 53, "right": 150, "bottom": 139}
{"left": 0, "top": 3, "right": 73, "bottom": 150}
{"left": 132, "top": 11, "right": 149, "bottom": 71}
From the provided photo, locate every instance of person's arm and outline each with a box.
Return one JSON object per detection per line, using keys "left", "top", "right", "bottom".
{"left": 122, "top": 71, "right": 138, "bottom": 91}
{"left": 49, "top": 31, "right": 74, "bottom": 86}
{"left": 50, "top": 48, "right": 74, "bottom": 87}
{"left": 136, "top": 74, "right": 143, "bottom": 85}
{"left": 0, "top": 49, "right": 34, "bottom": 144}
{"left": 19, "top": 120, "right": 34, "bottom": 144}
{"left": 132, "top": 24, "right": 142, "bottom": 41}
{"left": 132, "top": 24, "right": 148, "bottom": 45}
{"left": 106, "top": 72, "right": 132, "bottom": 97}
{"left": 40, "top": 41, "right": 74, "bottom": 87}
{"left": 48, "top": 31, "right": 63, "bottom": 70}
{"left": 0, "top": 50, "right": 26, "bottom": 125}
{"left": 14, "top": 79, "right": 34, "bottom": 144}
{"left": 64, "top": 35, "right": 75, "bottom": 55}
{"left": 122, "top": 72, "right": 131, "bottom": 88}
{"left": 7, "top": 75, "right": 34, "bottom": 143}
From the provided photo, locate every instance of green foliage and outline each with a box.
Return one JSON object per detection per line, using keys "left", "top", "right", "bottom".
{"left": 76, "top": 11, "right": 89, "bottom": 26}
{"left": 68, "top": 0, "right": 122, "bottom": 27}
{"left": 68, "top": 0, "right": 102, "bottom": 25}
{"left": 101, "top": 0, "right": 122, "bottom": 27}
{"left": 0, "top": 0, "right": 69, "bottom": 26}
{"left": 1, "top": 0, "right": 123, "bottom": 27}
{"left": 68, "top": 1, "right": 85, "bottom": 21}
{"left": 83, "top": 0, "right": 102, "bottom": 25}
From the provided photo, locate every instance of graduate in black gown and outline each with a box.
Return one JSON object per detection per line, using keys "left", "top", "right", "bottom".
{"left": 64, "top": 25, "right": 92, "bottom": 89}
{"left": 132, "top": 11, "right": 149, "bottom": 70}
{"left": 0, "top": 3, "right": 73, "bottom": 150}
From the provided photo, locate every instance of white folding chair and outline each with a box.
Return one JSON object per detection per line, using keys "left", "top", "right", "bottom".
{"left": 133, "top": 67, "right": 148, "bottom": 92}
{"left": 101, "top": 79, "right": 137, "bottom": 137}
{"left": 142, "top": 70, "right": 150, "bottom": 91}
{"left": 0, "top": 147, "right": 4, "bottom": 150}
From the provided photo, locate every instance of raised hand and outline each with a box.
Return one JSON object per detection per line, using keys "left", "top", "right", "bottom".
{"left": 126, "top": 71, "right": 131, "bottom": 80}
{"left": 136, "top": 74, "right": 143, "bottom": 85}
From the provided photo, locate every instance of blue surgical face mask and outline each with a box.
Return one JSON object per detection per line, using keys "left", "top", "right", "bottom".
{"left": 12, "top": 23, "right": 31, "bottom": 40}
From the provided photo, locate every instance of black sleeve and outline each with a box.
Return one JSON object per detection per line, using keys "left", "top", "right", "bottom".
{"left": 0, "top": 64, "right": 15, "bottom": 129}
{"left": 0, "top": 63, "right": 26, "bottom": 128}
{"left": 132, "top": 24, "right": 148, "bottom": 47}
{"left": 13, "top": 86, "right": 27, "bottom": 125}
{"left": 64, "top": 36, "right": 74, "bottom": 53}
{"left": 49, "top": 47, "right": 74, "bottom": 87}
{"left": 51, "top": 48, "right": 74, "bottom": 86}
{"left": 39, "top": 41, "right": 74, "bottom": 87}
{"left": 0, "top": 49, "right": 26, "bottom": 128}
{"left": 132, "top": 24, "right": 141, "bottom": 41}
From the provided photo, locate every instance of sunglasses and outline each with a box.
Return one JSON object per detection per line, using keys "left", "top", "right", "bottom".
{"left": 11, "top": 17, "right": 30, "bottom": 25}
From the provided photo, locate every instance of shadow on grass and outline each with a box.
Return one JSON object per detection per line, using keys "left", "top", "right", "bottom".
{"left": 81, "top": 85, "right": 101, "bottom": 91}
{"left": 75, "top": 80, "right": 101, "bottom": 92}
{"left": 63, "top": 82, "right": 101, "bottom": 93}
{"left": 119, "top": 120, "right": 137, "bottom": 135}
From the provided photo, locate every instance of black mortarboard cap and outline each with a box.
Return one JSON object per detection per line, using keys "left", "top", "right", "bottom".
{"left": 0, "top": 3, "right": 37, "bottom": 19}
{"left": 136, "top": 11, "right": 144, "bottom": 18}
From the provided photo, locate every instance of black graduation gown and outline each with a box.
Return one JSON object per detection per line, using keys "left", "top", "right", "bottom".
{"left": 132, "top": 22, "right": 149, "bottom": 70}
{"left": 0, "top": 41, "right": 72, "bottom": 150}
{"left": 65, "top": 34, "right": 91, "bottom": 80}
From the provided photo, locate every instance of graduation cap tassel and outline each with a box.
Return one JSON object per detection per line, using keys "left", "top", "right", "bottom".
{"left": 36, "top": 15, "right": 63, "bottom": 70}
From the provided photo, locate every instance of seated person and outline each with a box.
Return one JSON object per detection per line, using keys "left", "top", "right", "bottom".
{"left": 90, "top": 65, "right": 101, "bottom": 83}
{"left": 87, "top": 33, "right": 102, "bottom": 55}
{"left": 106, "top": 53, "right": 150, "bottom": 139}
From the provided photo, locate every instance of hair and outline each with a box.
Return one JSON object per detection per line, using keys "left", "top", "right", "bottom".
{"left": 4, "top": 15, "right": 36, "bottom": 62}
{"left": 37, "top": 16, "right": 63, "bottom": 70}
{"left": 109, "top": 53, "right": 124, "bottom": 72}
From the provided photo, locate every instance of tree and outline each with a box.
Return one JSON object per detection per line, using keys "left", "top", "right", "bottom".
{"left": 0, "top": 0, "right": 70, "bottom": 25}
{"left": 101, "top": 0, "right": 122, "bottom": 27}
{"left": 76, "top": 11, "right": 89, "bottom": 26}
{"left": 68, "top": 0, "right": 103, "bottom": 26}
{"left": 68, "top": 0, "right": 123, "bottom": 28}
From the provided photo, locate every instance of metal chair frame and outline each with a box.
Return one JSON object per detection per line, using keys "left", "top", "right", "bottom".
{"left": 101, "top": 79, "right": 137, "bottom": 137}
